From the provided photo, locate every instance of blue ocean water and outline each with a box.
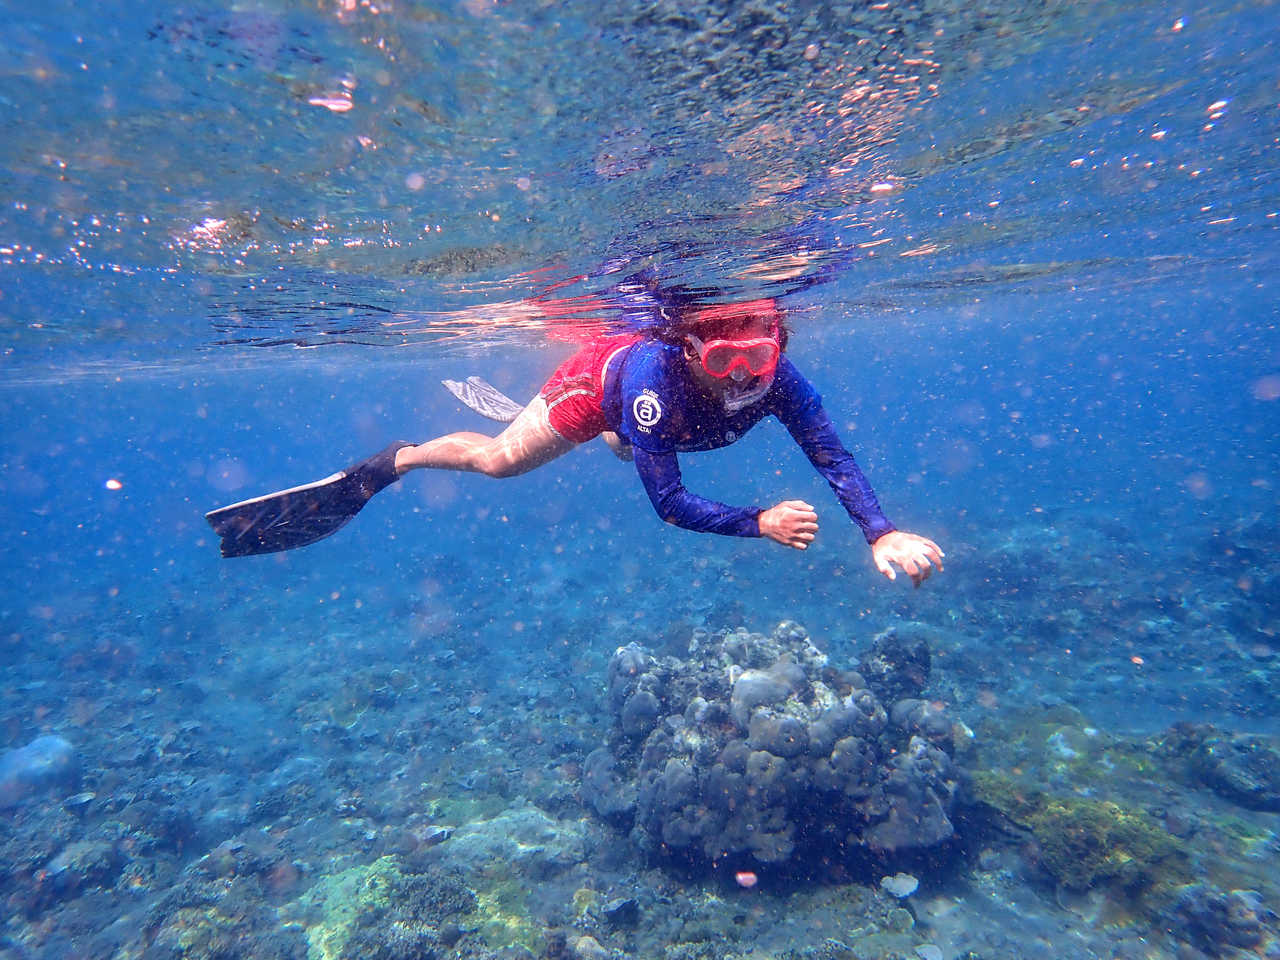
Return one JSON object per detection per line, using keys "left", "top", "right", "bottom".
{"left": 2, "top": 1, "right": 1278, "bottom": 958}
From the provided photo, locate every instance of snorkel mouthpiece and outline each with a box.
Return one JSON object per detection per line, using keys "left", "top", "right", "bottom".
{"left": 722, "top": 374, "right": 774, "bottom": 412}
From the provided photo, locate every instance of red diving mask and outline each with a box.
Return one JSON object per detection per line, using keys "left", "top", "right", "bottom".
{"left": 686, "top": 326, "right": 780, "bottom": 380}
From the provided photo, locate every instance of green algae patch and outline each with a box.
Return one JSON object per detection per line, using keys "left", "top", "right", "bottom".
{"left": 971, "top": 771, "right": 1187, "bottom": 893}
{"left": 291, "top": 855, "right": 476, "bottom": 960}
{"left": 423, "top": 791, "right": 510, "bottom": 825}
{"left": 323, "top": 667, "right": 416, "bottom": 727}
{"left": 1029, "top": 796, "right": 1183, "bottom": 891}
{"left": 474, "top": 879, "right": 541, "bottom": 952}
{"left": 1212, "top": 814, "right": 1275, "bottom": 857}
{"left": 166, "top": 906, "right": 241, "bottom": 956}
{"left": 572, "top": 886, "right": 600, "bottom": 918}
{"left": 298, "top": 856, "right": 402, "bottom": 960}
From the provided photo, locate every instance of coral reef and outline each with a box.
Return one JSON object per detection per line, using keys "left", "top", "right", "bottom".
{"left": 584, "top": 622, "right": 963, "bottom": 874}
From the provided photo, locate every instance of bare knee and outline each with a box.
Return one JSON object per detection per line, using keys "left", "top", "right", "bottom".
{"left": 468, "top": 409, "right": 575, "bottom": 478}
{"left": 480, "top": 459, "right": 522, "bottom": 479}
{"left": 475, "top": 450, "right": 529, "bottom": 479}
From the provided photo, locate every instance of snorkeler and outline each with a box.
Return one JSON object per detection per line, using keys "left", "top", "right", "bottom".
{"left": 206, "top": 298, "right": 943, "bottom": 586}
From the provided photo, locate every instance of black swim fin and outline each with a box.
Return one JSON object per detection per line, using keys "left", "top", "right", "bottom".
{"left": 205, "top": 441, "right": 413, "bottom": 558}
{"left": 441, "top": 376, "right": 524, "bottom": 423}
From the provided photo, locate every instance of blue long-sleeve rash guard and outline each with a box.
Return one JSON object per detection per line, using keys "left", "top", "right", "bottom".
{"left": 601, "top": 340, "right": 896, "bottom": 544}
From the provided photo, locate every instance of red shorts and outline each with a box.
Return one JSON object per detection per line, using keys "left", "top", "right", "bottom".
{"left": 540, "top": 335, "right": 642, "bottom": 443}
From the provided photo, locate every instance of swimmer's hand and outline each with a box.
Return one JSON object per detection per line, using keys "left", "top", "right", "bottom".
{"left": 872, "top": 530, "right": 945, "bottom": 587}
{"left": 759, "top": 500, "right": 818, "bottom": 550}
{"left": 602, "top": 431, "right": 633, "bottom": 462}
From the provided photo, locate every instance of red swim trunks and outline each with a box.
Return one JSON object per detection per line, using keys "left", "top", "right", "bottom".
{"left": 540, "top": 335, "right": 642, "bottom": 442}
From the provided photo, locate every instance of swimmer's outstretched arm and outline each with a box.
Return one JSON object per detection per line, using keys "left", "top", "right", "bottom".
{"left": 633, "top": 448, "right": 815, "bottom": 548}
{"left": 777, "top": 391, "right": 945, "bottom": 585}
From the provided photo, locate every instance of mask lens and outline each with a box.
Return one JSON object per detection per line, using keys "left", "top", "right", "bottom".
{"left": 701, "top": 338, "right": 778, "bottom": 378}
{"left": 741, "top": 341, "right": 778, "bottom": 373}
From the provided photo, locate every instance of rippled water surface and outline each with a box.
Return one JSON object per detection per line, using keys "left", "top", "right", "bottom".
{"left": 1, "top": 1, "right": 1278, "bottom": 958}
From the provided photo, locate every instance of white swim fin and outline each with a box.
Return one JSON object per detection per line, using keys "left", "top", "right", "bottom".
{"left": 441, "top": 376, "right": 524, "bottom": 423}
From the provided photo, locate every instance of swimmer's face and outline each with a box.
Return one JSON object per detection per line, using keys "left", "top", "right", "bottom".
{"left": 683, "top": 314, "right": 779, "bottom": 410}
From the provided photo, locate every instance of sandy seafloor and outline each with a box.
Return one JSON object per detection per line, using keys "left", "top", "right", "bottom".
{"left": 2, "top": 264, "right": 1279, "bottom": 960}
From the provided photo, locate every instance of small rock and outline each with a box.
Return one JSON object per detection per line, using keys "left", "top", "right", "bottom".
{"left": 570, "top": 935, "right": 610, "bottom": 960}
{"left": 887, "top": 906, "right": 915, "bottom": 932}
{"left": 602, "top": 897, "right": 640, "bottom": 927}
{"left": 62, "top": 791, "right": 96, "bottom": 816}
{"left": 1164, "top": 806, "right": 1197, "bottom": 838}
{"left": 44, "top": 840, "right": 122, "bottom": 896}
{"left": 880, "top": 872, "right": 920, "bottom": 898}
{"left": 438, "top": 922, "right": 463, "bottom": 947}
{"left": 422, "top": 825, "right": 453, "bottom": 847}
{"left": 0, "top": 735, "right": 78, "bottom": 808}
{"left": 916, "top": 945, "right": 944, "bottom": 960}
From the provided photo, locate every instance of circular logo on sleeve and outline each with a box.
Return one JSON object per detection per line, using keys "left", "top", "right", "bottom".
{"left": 632, "top": 393, "right": 663, "bottom": 428}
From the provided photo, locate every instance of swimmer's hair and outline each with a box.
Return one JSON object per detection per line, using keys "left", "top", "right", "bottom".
{"left": 652, "top": 298, "right": 790, "bottom": 351}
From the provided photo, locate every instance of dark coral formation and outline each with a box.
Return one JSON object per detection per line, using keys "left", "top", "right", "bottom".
{"left": 856, "top": 628, "right": 932, "bottom": 705}
{"left": 1175, "top": 726, "right": 1280, "bottom": 812}
{"left": 583, "top": 622, "right": 962, "bottom": 874}
{"left": 1170, "top": 884, "right": 1276, "bottom": 957}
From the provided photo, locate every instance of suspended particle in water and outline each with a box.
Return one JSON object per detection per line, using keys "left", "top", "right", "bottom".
{"left": 1250, "top": 374, "right": 1280, "bottom": 401}
{"left": 104, "top": 478, "right": 123, "bottom": 491}
{"left": 307, "top": 94, "right": 353, "bottom": 112}
{"left": 1183, "top": 471, "right": 1212, "bottom": 500}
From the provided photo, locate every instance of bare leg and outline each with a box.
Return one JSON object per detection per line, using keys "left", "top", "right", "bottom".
{"left": 394, "top": 396, "right": 577, "bottom": 479}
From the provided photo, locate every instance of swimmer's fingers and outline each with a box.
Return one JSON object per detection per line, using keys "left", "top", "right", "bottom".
{"left": 760, "top": 500, "right": 820, "bottom": 550}
{"left": 871, "top": 530, "right": 945, "bottom": 586}
{"left": 919, "top": 537, "right": 945, "bottom": 568}
{"left": 786, "top": 501, "right": 819, "bottom": 549}
{"left": 789, "top": 529, "right": 817, "bottom": 550}
{"left": 875, "top": 556, "right": 897, "bottom": 581}
{"left": 780, "top": 499, "right": 817, "bottom": 518}
{"left": 902, "top": 553, "right": 930, "bottom": 587}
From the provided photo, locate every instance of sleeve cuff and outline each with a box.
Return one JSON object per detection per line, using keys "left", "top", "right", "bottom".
{"left": 863, "top": 517, "right": 896, "bottom": 545}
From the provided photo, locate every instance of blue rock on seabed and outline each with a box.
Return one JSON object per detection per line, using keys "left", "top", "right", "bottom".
{"left": 0, "top": 735, "right": 79, "bottom": 808}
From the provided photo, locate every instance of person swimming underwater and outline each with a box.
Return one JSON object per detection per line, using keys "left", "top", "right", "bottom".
{"left": 206, "top": 297, "right": 943, "bottom": 586}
